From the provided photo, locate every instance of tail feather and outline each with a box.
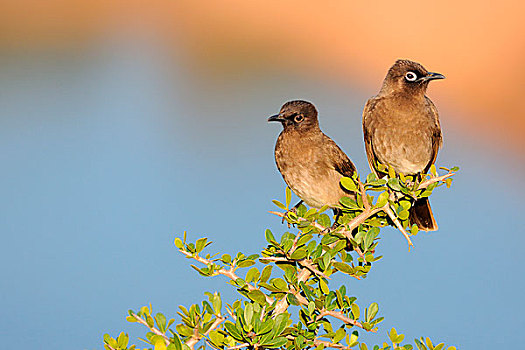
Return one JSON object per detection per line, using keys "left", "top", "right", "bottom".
{"left": 409, "top": 197, "right": 438, "bottom": 231}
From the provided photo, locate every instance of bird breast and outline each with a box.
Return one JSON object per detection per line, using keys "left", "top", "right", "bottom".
{"left": 274, "top": 131, "right": 348, "bottom": 208}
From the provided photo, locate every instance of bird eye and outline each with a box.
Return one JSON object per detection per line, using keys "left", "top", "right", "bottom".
{"left": 294, "top": 114, "right": 304, "bottom": 123}
{"left": 405, "top": 71, "right": 418, "bottom": 82}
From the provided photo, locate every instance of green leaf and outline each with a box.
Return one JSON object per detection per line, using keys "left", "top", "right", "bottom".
{"left": 237, "top": 260, "right": 255, "bottom": 268}
{"left": 290, "top": 248, "right": 307, "bottom": 260}
{"left": 245, "top": 267, "right": 260, "bottom": 283}
{"left": 172, "top": 333, "right": 183, "bottom": 350}
{"left": 272, "top": 313, "right": 289, "bottom": 336}
{"left": 265, "top": 229, "right": 277, "bottom": 244}
{"left": 272, "top": 200, "right": 287, "bottom": 210}
{"left": 155, "top": 313, "right": 166, "bottom": 332}
{"left": 333, "top": 262, "right": 354, "bottom": 275}
{"left": 257, "top": 318, "right": 274, "bottom": 335}
{"left": 414, "top": 338, "right": 427, "bottom": 350}
{"left": 351, "top": 303, "right": 360, "bottom": 320}
{"left": 262, "top": 337, "right": 288, "bottom": 348}
{"left": 195, "top": 238, "right": 207, "bottom": 253}
{"left": 297, "top": 234, "right": 313, "bottom": 247}
{"left": 174, "top": 238, "right": 183, "bottom": 249}
{"left": 318, "top": 214, "right": 331, "bottom": 228}
{"left": 244, "top": 303, "right": 254, "bottom": 327}
{"left": 221, "top": 254, "right": 231, "bottom": 264}
{"left": 117, "top": 332, "right": 129, "bottom": 348}
{"left": 208, "top": 330, "right": 224, "bottom": 347}
{"left": 333, "top": 328, "right": 346, "bottom": 343}
{"left": 341, "top": 177, "right": 358, "bottom": 192}
{"left": 286, "top": 293, "right": 299, "bottom": 305}
{"left": 308, "top": 301, "right": 315, "bottom": 315}
{"left": 388, "top": 178, "right": 402, "bottom": 191}
{"left": 272, "top": 278, "right": 288, "bottom": 291}
{"left": 367, "top": 302, "right": 378, "bottom": 322}
{"left": 398, "top": 210, "right": 409, "bottom": 220}
{"left": 375, "top": 191, "right": 389, "bottom": 207}
{"left": 340, "top": 196, "right": 360, "bottom": 209}
{"left": 286, "top": 187, "right": 292, "bottom": 208}
{"left": 260, "top": 265, "right": 273, "bottom": 283}
{"left": 247, "top": 290, "right": 267, "bottom": 305}
{"left": 388, "top": 165, "right": 396, "bottom": 178}
{"left": 224, "top": 321, "right": 243, "bottom": 341}
{"left": 319, "top": 279, "right": 329, "bottom": 294}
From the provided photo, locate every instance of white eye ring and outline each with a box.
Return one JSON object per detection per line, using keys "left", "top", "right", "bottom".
{"left": 405, "top": 71, "right": 418, "bottom": 82}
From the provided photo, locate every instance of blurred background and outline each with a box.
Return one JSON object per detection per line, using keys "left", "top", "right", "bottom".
{"left": 1, "top": 1, "right": 524, "bottom": 349}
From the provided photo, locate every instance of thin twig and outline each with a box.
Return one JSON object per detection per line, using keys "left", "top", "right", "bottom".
{"left": 418, "top": 172, "right": 455, "bottom": 190}
{"left": 317, "top": 309, "right": 376, "bottom": 333}
{"left": 259, "top": 256, "right": 330, "bottom": 280}
{"left": 226, "top": 343, "right": 250, "bottom": 350}
{"left": 131, "top": 313, "right": 170, "bottom": 345}
{"left": 313, "top": 339, "right": 353, "bottom": 349}
{"left": 180, "top": 251, "right": 274, "bottom": 305}
{"left": 382, "top": 204, "right": 414, "bottom": 249}
{"left": 187, "top": 315, "right": 226, "bottom": 349}
{"left": 358, "top": 178, "right": 371, "bottom": 210}
{"left": 268, "top": 210, "right": 367, "bottom": 260}
{"left": 272, "top": 268, "right": 311, "bottom": 316}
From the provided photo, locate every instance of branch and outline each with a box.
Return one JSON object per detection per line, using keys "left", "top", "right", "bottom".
{"left": 226, "top": 343, "right": 250, "bottom": 350}
{"left": 313, "top": 339, "right": 353, "bottom": 349}
{"left": 382, "top": 204, "right": 414, "bottom": 249}
{"left": 317, "top": 309, "right": 376, "bottom": 333}
{"left": 358, "top": 178, "right": 371, "bottom": 210}
{"left": 272, "top": 268, "right": 311, "bottom": 316}
{"left": 181, "top": 250, "right": 274, "bottom": 305}
{"left": 131, "top": 312, "right": 170, "bottom": 345}
{"left": 186, "top": 315, "right": 226, "bottom": 350}
{"left": 418, "top": 172, "right": 455, "bottom": 190}
{"left": 268, "top": 210, "right": 367, "bottom": 260}
{"left": 259, "top": 256, "right": 330, "bottom": 280}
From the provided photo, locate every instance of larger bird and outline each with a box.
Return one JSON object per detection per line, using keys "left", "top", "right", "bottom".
{"left": 362, "top": 59, "right": 445, "bottom": 231}
{"left": 269, "top": 100, "right": 356, "bottom": 217}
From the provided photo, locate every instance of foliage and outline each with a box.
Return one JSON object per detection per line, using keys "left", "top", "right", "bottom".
{"left": 103, "top": 167, "right": 459, "bottom": 350}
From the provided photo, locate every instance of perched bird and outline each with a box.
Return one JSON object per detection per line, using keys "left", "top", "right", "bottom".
{"left": 268, "top": 100, "right": 356, "bottom": 219}
{"left": 362, "top": 59, "right": 445, "bottom": 231}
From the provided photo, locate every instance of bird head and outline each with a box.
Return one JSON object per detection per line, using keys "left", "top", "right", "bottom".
{"left": 268, "top": 100, "right": 319, "bottom": 131}
{"left": 380, "top": 59, "right": 445, "bottom": 96}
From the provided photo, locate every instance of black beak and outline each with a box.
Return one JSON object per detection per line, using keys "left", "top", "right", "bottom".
{"left": 422, "top": 72, "right": 445, "bottom": 81}
{"left": 268, "top": 114, "right": 285, "bottom": 122}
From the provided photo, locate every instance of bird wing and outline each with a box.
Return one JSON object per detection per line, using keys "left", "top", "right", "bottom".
{"left": 362, "top": 97, "right": 382, "bottom": 177}
{"left": 424, "top": 96, "right": 443, "bottom": 172}
{"left": 322, "top": 134, "right": 356, "bottom": 178}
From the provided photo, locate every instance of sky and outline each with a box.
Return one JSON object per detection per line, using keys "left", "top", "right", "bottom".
{"left": 1, "top": 13, "right": 525, "bottom": 350}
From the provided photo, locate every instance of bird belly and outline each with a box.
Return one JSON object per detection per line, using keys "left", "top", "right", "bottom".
{"left": 373, "top": 125, "right": 433, "bottom": 175}
{"left": 283, "top": 166, "right": 346, "bottom": 208}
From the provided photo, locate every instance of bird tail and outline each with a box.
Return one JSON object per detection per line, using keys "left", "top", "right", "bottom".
{"left": 409, "top": 197, "right": 438, "bottom": 231}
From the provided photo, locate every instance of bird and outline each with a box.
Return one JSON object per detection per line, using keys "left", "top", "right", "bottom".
{"left": 362, "top": 59, "right": 445, "bottom": 231}
{"left": 268, "top": 100, "right": 357, "bottom": 224}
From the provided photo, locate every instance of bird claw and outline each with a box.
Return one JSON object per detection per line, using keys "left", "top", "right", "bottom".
{"left": 282, "top": 207, "right": 298, "bottom": 228}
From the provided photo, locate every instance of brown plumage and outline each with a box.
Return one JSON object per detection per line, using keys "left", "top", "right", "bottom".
{"left": 269, "top": 100, "right": 356, "bottom": 210}
{"left": 362, "top": 59, "right": 445, "bottom": 231}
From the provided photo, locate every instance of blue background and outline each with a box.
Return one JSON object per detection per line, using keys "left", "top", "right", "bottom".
{"left": 1, "top": 38, "right": 523, "bottom": 349}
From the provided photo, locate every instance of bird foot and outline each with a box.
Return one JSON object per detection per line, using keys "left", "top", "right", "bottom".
{"left": 282, "top": 207, "right": 298, "bottom": 228}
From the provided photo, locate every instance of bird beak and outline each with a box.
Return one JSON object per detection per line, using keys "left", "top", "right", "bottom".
{"left": 268, "top": 114, "right": 285, "bottom": 122}
{"left": 422, "top": 72, "right": 446, "bottom": 81}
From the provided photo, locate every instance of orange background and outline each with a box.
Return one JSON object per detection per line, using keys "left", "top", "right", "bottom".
{"left": 1, "top": 0, "right": 524, "bottom": 156}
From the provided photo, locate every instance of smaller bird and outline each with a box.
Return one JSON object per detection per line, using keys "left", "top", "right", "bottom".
{"left": 362, "top": 59, "right": 445, "bottom": 231}
{"left": 268, "top": 100, "right": 357, "bottom": 221}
